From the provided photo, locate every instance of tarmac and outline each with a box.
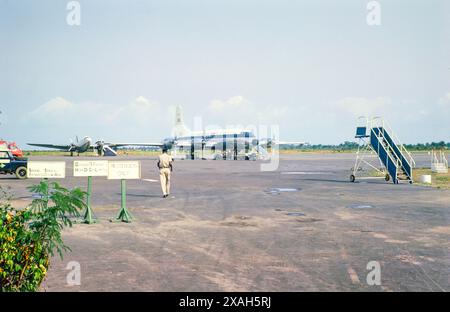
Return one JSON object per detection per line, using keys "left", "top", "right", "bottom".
{"left": 1, "top": 152, "right": 449, "bottom": 291}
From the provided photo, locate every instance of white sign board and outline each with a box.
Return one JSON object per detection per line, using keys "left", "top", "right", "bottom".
{"left": 107, "top": 161, "right": 141, "bottom": 180}
{"left": 74, "top": 160, "right": 109, "bottom": 177}
{"left": 27, "top": 161, "right": 66, "bottom": 179}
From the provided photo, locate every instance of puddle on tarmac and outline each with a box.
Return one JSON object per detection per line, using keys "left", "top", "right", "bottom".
{"left": 266, "top": 188, "right": 300, "bottom": 194}
{"left": 347, "top": 204, "right": 375, "bottom": 210}
{"left": 286, "top": 212, "right": 306, "bottom": 216}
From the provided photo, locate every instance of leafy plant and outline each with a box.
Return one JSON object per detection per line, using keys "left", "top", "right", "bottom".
{"left": 0, "top": 181, "right": 86, "bottom": 292}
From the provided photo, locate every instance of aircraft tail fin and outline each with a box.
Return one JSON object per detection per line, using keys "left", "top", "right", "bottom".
{"left": 172, "top": 105, "right": 190, "bottom": 138}
{"left": 175, "top": 105, "right": 184, "bottom": 126}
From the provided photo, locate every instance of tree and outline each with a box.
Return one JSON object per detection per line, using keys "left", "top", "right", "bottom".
{"left": 0, "top": 181, "right": 86, "bottom": 292}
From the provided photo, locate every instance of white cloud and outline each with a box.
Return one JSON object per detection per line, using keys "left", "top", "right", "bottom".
{"left": 22, "top": 96, "right": 172, "bottom": 142}
{"left": 27, "top": 97, "right": 75, "bottom": 125}
{"left": 205, "top": 96, "right": 288, "bottom": 126}
{"left": 26, "top": 96, "right": 162, "bottom": 126}
{"left": 438, "top": 92, "right": 450, "bottom": 109}
{"left": 105, "top": 96, "right": 160, "bottom": 126}
{"left": 336, "top": 97, "right": 391, "bottom": 117}
{"left": 208, "top": 96, "right": 250, "bottom": 111}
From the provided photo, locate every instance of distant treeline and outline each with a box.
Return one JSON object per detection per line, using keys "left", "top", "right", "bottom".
{"left": 281, "top": 141, "right": 450, "bottom": 151}
{"left": 404, "top": 141, "right": 450, "bottom": 151}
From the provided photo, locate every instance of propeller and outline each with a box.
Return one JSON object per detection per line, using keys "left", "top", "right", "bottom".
{"left": 95, "top": 140, "right": 105, "bottom": 156}
{"left": 68, "top": 137, "right": 76, "bottom": 151}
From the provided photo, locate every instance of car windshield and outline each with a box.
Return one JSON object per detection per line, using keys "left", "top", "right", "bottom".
{"left": 0, "top": 151, "right": 10, "bottom": 159}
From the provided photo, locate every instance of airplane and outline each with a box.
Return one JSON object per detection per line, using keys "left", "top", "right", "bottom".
{"left": 27, "top": 136, "right": 162, "bottom": 157}
{"left": 154, "top": 106, "right": 306, "bottom": 160}
{"left": 27, "top": 106, "right": 305, "bottom": 159}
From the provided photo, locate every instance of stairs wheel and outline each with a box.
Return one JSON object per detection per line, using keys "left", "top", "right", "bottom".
{"left": 350, "top": 174, "right": 355, "bottom": 183}
{"left": 385, "top": 174, "right": 390, "bottom": 182}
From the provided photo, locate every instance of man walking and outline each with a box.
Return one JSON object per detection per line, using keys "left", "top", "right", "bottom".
{"left": 157, "top": 148, "right": 173, "bottom": 198}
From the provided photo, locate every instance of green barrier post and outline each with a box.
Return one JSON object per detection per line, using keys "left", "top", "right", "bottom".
{"left": 112, "top": 179, "right": 134, "bottom": 223}
{"left": 82, "top": 176, "right": 97, "bottom": 224}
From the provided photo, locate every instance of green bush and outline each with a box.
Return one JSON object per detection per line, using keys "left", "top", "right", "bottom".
{"left": 0, "top": 181, "right": 86, "bottom": 292}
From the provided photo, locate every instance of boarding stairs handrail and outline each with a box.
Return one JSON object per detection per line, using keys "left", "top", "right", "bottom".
{"left": 432, "top": 150, "right": 448, "bottom": 168}
{"left": 370, "top": 126, "right": 403, "bottom": 171}
{"left": 370, "top": 117, "right": 416, "bottom": 169}
{"left": 443, "top": 151, "right": 449, "bottom": 168}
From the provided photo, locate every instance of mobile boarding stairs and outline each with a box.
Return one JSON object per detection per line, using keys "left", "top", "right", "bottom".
{"left": 431, "top": 149, "right": 448, "bottom": 174}
{"left": 351, "top": 117, "right": 416, "bottom": 184}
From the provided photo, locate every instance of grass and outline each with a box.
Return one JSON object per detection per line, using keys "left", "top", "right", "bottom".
{"left": 278, "top": 149, "right": 355, "bottom": 154}
{"left": 24, "top": 149, "right": 347, "bottom": 157}
{"left": 23, "top": 150, "right": 160, "bottom": 157}
{"left": 116, "top": 150, "right": 160, "bottom": 156}
{"left": 23, "top": 149, "right": 448, "bottom": 157}
{"left": 364, "top": 167, "right": 450, "bottom": 189}
{"left": 24, "top": 151, "right": 99, "bottom": 157}
{"left": 413, "top": 168, "right": 450, "bottom": 189}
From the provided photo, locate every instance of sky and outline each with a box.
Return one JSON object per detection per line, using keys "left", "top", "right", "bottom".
{"left": 0, "top": 0, "right": 449, "bottom": 147}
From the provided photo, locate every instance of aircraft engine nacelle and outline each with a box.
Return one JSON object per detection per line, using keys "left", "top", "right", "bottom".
{"left": 162, "top": 138, "right": 175, "bottom": 150}
{"left": 95, "top": 141, "right": 105, "bottom": 156}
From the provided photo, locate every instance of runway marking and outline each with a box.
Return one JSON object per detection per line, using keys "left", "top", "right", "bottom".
{"left": 347, "top": 204, "right": 375, "bottom": 209}
{"left": 428, "top": 225, "right": 450, "bottom": 235}
{"left": 372, "top": 233, "right": 389, "bottom": 239}
{"left": 340, "top": 247, "right": 361, "bottom": 285}
{"left": 395, "top": 251, "right": 446, "bottom": 291}
{"left": 384, "top": 239, "right": 408, "bottom": 244}
{"left": 266, "top": 188, "right": 300, "bottom": 194}
{"left": 142, "top": 179, "right": 158, "bottom": 182}
{"left": 347, "top": 267, "right": 360, "bottom": 284}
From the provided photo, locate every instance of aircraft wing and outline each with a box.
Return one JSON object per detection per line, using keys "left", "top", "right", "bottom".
{"left": 27, "top": 143, "right": 72, "bottom": 150}
{"left": 106, "top": 143, "right": 164, "bottom": 148}
{"left": 172, "top": 141, "right": 192, "bottom": 148}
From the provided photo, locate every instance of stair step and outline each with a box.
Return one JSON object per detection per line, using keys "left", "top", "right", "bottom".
{"left": 432, "top": 163, "right": 448, "bottom": 173}
{"left": 371, "top": 126, "right": 414, "bottom": 184}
